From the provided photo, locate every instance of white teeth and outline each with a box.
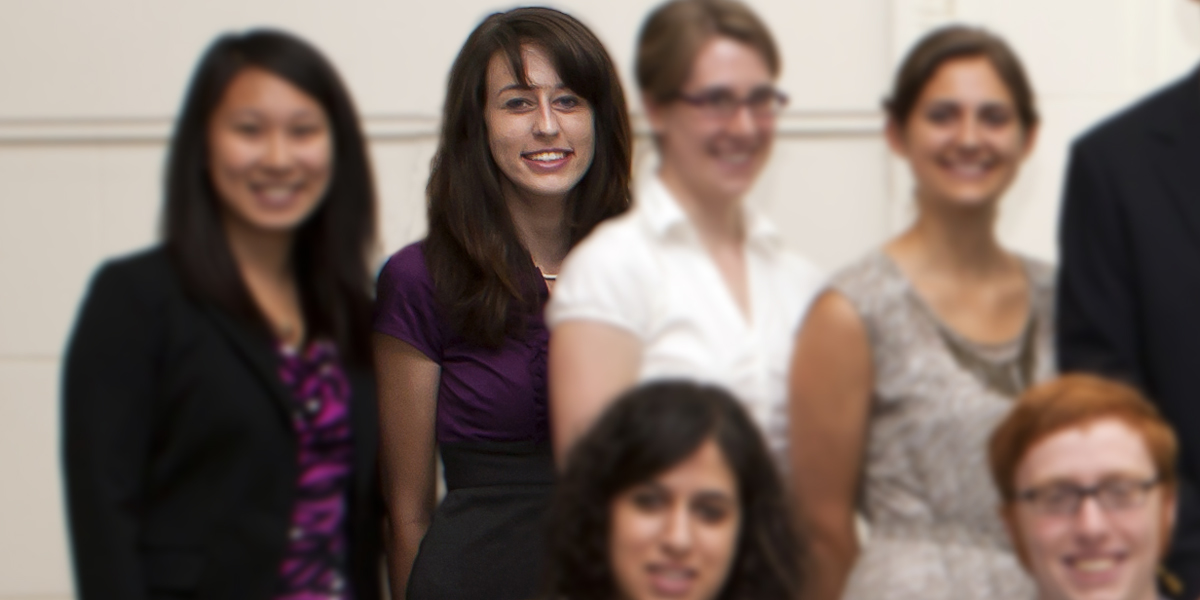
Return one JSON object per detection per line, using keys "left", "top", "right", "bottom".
{"left": 254, "top": 184, "right": 299, "bottom": 200}
{"left": 945, "top": 162, "right": 989, "bottom": 176}
{"left": 649, "top": 566, "right": 694, "bottom": 580}
{"left": 1073, "top": 558, "right": 1115, "bottom": 572}
{"left": 526, "top": 151, "right": 567, "bottom": 161}
{"left": 720, "top": 152, "right": 751, "bottom": 164}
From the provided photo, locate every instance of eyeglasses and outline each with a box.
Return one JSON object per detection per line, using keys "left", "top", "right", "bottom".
{"left": 674, "top": 86, "right": 789, "bottom": 120}
{"left": 1018, "top": 477, "right": 1159, "bottom": 517}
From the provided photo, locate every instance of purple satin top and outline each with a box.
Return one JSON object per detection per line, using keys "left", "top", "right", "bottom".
{"left": 373, "top": 242, "right": 549, "bottom": 443}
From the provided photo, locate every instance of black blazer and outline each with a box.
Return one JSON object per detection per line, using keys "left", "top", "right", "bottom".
{"left": 62, "top": 247, "right": 382, "bottom": 600}
{"left": 1058, "top": 65, "right": 1200, "bottom": 593}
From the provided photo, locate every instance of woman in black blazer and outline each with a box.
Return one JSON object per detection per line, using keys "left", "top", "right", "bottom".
{"left": 62, "top": 30, "right": 382, "bottom": 600}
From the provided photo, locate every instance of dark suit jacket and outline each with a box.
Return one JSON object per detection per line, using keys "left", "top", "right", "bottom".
{"left": 62, "top": 247, "right": 383, "bottom": 600}
{"left": 1058, "top": 65, "right": 1200, "bottom": 594}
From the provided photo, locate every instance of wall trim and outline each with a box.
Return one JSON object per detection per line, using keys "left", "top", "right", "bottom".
{"left": 0, "top": 111, "right": 882, "bottom": 145}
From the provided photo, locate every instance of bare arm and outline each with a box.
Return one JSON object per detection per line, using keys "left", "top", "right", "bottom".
{"left": 375, "top": 332, "right": 440, "bottom": 599}
{"left": 789, "top": 290, "right": 873, "bottom": 600}
{"left": 548, "top": 320, "right": 642, "bottom": 462}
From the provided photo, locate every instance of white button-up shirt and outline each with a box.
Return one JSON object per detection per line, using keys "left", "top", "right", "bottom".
{"left": 547, "top": 174, "right": 825, "bottom": 468}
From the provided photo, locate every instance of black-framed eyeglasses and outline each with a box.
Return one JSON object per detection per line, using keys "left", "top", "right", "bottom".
{"left": 674, "top": 86, "right": 788, "bottom": 120}
{"left": 1018, "top": 477, "right": 1160, "bottom": 517}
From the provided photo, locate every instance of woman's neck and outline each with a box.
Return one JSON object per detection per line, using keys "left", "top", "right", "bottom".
{"left": 503, "top": 184, "right": 569, "bottom": 275}
{"left": 222, "top": 214, "right": 306, "bottom": 347}
{"left": 658, "top": 163, "right": 744, "bottom": 247}
{"left": 223, "top": 215, "right": 295, "bottom": 284}
{"left": 891, "top": 193, "right": 1007, "bottom": 279}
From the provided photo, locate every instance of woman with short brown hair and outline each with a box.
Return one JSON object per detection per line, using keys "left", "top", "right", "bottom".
{"left": 548, "top": 0, "right": 823, "bottom": 473}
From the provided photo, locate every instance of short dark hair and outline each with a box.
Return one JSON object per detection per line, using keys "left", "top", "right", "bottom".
{"left": 885, "top": 25, "right": 1038, "bottom": 131}
{"left": 636, "top": 0, "right": 780, "bottom": 105}
{"left": 163, "top": 29, "right": 377, "bottom": 365}
{"left": 425, "top": 7, "right": 632, "bottom": 348}
{"left": 544, "top": 380, "right": 803, "bottom": 600}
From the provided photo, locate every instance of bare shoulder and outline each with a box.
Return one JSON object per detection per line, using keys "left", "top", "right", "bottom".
{"left": 802, "top": 289, "right": 868, "bottom": 341}
{"left": 791, "top": 289, "right": 874, "bottom": 422}
{"left": 793, "top": 288, "right": 873, "bottom": 387}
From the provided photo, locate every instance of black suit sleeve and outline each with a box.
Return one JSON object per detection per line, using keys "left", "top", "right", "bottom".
{"left": 1057, "top": 139, "right": 1145, "bottom": 386}
{"left": 62, "top": 262, "right": 160, "bottom": 600}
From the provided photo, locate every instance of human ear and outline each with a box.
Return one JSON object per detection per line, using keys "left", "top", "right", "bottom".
{"left": 1019, "top": 123, "right": 1040, "bottom": 159}
{"left": 884, "top": 118, "right": 910, "bottom": 159}
{"left": 641, "top": 92, "right": 668, "bottom": 137}
{"left": 998, "top": 504, "right": 1032, "bottom": 571}
{"left": 1160, "top": 486, "right": 1178, "bottom": 557}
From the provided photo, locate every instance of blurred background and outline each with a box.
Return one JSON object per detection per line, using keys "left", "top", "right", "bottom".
{"left": 1, "top": 0, "right": 1196, "bottom": 597}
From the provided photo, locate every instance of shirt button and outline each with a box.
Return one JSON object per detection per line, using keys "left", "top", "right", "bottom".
{"left": 290, "top": 527, "right": 303, "bottom": 540}
{"left": 306, "top": 398, "right": 321, "bottom": 413}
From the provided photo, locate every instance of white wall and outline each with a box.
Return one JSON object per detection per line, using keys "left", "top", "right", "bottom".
{"left": 1, "top": 1, "right": 1196, "bottom": 597}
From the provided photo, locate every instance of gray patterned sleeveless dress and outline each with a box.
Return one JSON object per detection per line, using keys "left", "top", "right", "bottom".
{"left": 833, "top": 249, "right": 1054, "bottom": 600}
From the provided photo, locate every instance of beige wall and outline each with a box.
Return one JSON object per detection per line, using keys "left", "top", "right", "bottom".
{"left": 1, "top": 1, "right": 1196, "bottom": 597}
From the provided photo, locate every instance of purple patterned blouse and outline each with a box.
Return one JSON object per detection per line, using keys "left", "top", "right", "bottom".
{"left": 274, "top": 340, "right": 355, "bottom": 600}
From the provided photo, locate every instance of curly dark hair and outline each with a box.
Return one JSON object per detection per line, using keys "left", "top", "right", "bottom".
{"left": 544, "top": 380, "right": 804, "bottom": 600}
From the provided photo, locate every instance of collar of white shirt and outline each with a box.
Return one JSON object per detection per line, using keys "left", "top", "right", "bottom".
{"left": 637, "top": 172, "right": 783, "bottom": 253}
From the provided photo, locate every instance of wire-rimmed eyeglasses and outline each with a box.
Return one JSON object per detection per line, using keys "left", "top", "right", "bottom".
{"left": 1018, "top": 477, "right": 1160, "bottom": 517}
{"left": 673, "top": 86, "right": 789, "bottom": 120}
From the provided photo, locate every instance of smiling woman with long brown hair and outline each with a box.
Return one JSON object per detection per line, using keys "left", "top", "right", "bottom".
{"left": 789, "top": 25, "right": 1050, "bottom": 600}
{"left": 371, "top": 7, "right": 631, "bottom": 600}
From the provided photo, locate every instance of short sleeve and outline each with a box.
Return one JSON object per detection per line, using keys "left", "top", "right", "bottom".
{"left": 545, "top": 220, "right": 654, "bottom": 338}
{"left": 373, "top": 242, "right": 445, "bottom": 362}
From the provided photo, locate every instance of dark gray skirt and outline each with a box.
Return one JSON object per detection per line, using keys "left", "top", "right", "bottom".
{"left": 406, "top": 440, "right": 555, "bottom": 600}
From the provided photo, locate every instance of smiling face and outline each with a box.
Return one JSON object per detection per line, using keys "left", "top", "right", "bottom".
{"left": 1006, "top": 419, "right": 1174, "bottom": 600}
{"left": 609, "top": 438, "right": 741, "bottom": 600}
{"left": 648, "top": 36, "right": 776, "bottom": 206}
{"left": 208, "top": 67, "right": 333, "bottom": 234}
{"left": 889, "top": 55, "right": 1035, "bottom": 211}
{"left": 484, "top": 44, "right": 595, "bottom": 204}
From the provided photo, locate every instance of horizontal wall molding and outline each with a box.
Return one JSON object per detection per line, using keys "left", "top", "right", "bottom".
{"left": 0, "top": 111, "right": 883, "bottom": 145}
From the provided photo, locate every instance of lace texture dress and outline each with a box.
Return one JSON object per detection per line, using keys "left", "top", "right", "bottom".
{"left": 834, "top": 249, "right": 1054, "bottom": 600}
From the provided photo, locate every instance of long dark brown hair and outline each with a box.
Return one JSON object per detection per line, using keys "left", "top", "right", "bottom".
{"left": 163, "top": 29, "right": 377, "bottom": 366}
{"left": 545, "top": 381, "right": 805, "bottom": 600}
{"left": 426, "top": 7, "right": 632, "bottom": 348}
